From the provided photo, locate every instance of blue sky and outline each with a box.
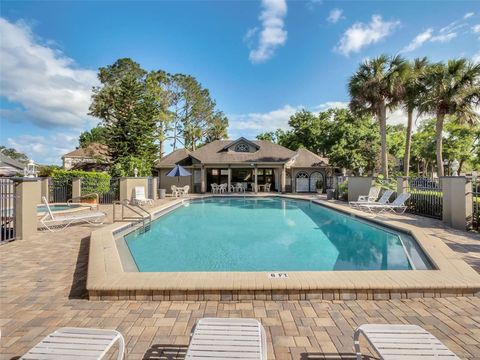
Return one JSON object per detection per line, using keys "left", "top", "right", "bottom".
{"left": 0, "top": 0, "right": 479, "bottom": 164}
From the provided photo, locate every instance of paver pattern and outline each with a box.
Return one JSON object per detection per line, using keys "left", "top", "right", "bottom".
{"left": 1, "top": 197, "right": 480, "bottom": 359}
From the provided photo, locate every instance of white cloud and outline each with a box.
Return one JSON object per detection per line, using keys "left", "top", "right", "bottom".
{"left": 402, "top": 28, "right": 433, "bottom": 52}
{"left": 7, "top": 133, "right": 79, "bottom": 165}
{"left": 464, "top": 12, "right": 475, "bottom": 19}
{"left": 327, "top": 8, "right": 344, "bottom": 24}
{"left": 473, "top": 51, "right": 480, "bottom": 63}
{"left": 0, "top": 17, "right": 98, "bottom": 129}
{"left": 335, "top": 15, "right": 400, "bottom": 56}
{"left": 247, "top": 0, "right": 288, "bottom": 63}
{"left": 431, "top": 32, "right": 457, "bottom": 42}
{"left": 228, "top": 101, "right": 348, "bottom": 138}
{"left": 472, "top": 24, "right": 480, "bottom": 33}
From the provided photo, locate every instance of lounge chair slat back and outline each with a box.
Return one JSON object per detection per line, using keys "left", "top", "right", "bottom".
{"left": 186, "top": 318, "right": 267, "bottom": 360}
{"left": 42, "top": 196, "right": 55, "bottom": 220}
{"left": 392, "top": 192, "right": 411, "bottom": 206}
{"left": 377, "top": 190, "right": 394, "bottom": 204}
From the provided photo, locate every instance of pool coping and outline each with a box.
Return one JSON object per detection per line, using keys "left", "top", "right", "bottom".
{"left": 87, "top": 194, "right": 480, "bottom": 300}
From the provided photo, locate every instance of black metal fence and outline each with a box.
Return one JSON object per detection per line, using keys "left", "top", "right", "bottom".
{"left": 49, "top": 178, "right": 72, "bottom": 203}
{"left": 472, "top": 180, "right": 480, "bottom": 231}
{"left": 147, "top": 177, "right": 154, "bottom": 199}
{"left": 325, "top": 175, "right": 347, "bottom": 200}
{"left": 0, "top": 179, "right": 15, "bottom": 243}
{"left": 406, "top": 177, "right": 443, "bottom": 219}
{"left": 81, "top": 177, "right": 120, "bottom": 204}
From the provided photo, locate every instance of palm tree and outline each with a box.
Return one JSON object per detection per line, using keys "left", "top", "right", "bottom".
{"left": 349, "top": 55, "right": 407, "bottom": 178}
{"left": 418, "top": 59, "right": 480, "bottom": 177}
{"left": 401, "top": 57, "right": 429, "bottom": 177}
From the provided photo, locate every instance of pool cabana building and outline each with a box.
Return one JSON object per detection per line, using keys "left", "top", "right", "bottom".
{"left": 156, "top": 137, "right": 333, "bottom": 194}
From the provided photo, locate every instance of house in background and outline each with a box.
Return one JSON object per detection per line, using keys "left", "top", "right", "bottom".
{"left": 62, "top": 143, "right": 110, "bottom": 171}
{"left": 156, "top": 137, "right": 335, "bottom": 193}
{"left": 0, "top": 153, "right": 26, "bottom": 177}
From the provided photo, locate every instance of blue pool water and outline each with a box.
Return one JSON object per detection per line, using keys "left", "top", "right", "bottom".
{"left": 37, "top": 204, "right": 83, "bottom": 213}
{"left": 124, "top": 197, "right": 432, "bottom": 272}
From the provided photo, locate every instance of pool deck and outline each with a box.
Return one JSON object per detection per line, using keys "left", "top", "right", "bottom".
{"left": 87, "top": 194, "right": 480, "bottom": 301}
{"left": 2, "top": 195, "right": 480, "bottom": 359}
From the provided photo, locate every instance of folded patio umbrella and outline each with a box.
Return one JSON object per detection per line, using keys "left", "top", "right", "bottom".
{"left": 166, "top": 164, "right": 191, "bottom": 183}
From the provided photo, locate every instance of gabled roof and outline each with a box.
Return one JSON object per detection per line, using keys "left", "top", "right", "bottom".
{"left": 156, "top": 149, "right": 191, "bottom": 167}
{"left": 221, "top": 137, "right": 260, "bottom": 151}
{"left": 188, "top": 140, "right": 296, "bottom": 164}
{"left": 291, "top": 148, "right": 329, "bottom": 167}
{"left": 62, "top": 143, "right": 110, "bottom": 160}
{"left": 0, "top": 153, "right": 25, "bottom": 170}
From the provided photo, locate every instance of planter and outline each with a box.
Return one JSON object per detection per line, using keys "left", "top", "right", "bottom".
{"left": 316, "top": 189, "right": 323, "bottom": 194}
{"left": 81, "top": 198, "right": 97, "bottom": 205}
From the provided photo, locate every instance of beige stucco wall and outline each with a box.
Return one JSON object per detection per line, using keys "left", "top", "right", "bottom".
{"left": 119, "top": 178, "right": 149, "bottom": 202}
{"left": 348, "top": 177, "right": 375, "bottom": 201}
{"left": 158, "top": 169, "right": 194, "bottom": 194}
{"left": 442, "top": 176, "right": 473, "bottom": 230}
{"left": 14, "top": 178, "right": 40, "bottom": 240}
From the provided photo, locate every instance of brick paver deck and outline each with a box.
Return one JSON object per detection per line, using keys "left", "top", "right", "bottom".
{"left": 1, "top": 198, "right": 480, "bottom": 359}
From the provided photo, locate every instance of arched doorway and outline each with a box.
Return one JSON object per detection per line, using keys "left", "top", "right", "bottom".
{"left": 309, "top": 171, "right": 324, "bottom": 192}
{"left": 295, "top": 171, "right": 309, "bottom": 192}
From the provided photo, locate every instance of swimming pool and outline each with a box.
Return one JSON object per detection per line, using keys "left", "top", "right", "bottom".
{"left": 37, "top": 204, "right": 85, "bottom": 214}
{"left": 124, "top": 197, "right": 432, "bottom": 272}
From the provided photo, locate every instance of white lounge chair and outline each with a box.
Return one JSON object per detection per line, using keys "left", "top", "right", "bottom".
{"left": 357, "top": 186, "right": 381, "bottom": 202}
{"left": 20, "top": 327, "right": 125, "bottom": 360}
{"left": 357, "top": 192, "right": 411, "bottom": 214}
{"left": 185, "top": 318, "right": 267, "bottom": 360}
{"left": 350, "top": 189, "right": 394, "bottom": 208}
{"left": 133, "top": 186, "right": 154, "bottom": 206}
{"left": 39, "top": 197, "right": 106, "bottom": 232}
{"left": 354, "top": 324, "right": 459, "bottom": 360}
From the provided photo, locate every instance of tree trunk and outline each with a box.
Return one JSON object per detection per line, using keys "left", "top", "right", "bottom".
{"left": 435, "top": 111, "right": 445, "bottom": 177}
{"left": 379, "top": 105, "right": 389, "bottom": 178}
{"left": 403, "top": 109, "right": 413, "bottom": 177}
{"left": 159, "top": 140, "right": 164, "bottom": 159}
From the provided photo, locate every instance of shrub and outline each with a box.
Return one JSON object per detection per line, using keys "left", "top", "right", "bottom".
{"left": 110, "top": 156, "right": 152, "bottom": 177}
{"left": 51, "top": 169, "right": 110, "bottom": 195}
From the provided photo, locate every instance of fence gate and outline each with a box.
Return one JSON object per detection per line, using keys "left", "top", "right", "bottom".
{"left": 147, "top": 177, "right": 154, "bottom": 199}
{"left": 0, "top": 179, "right": 15, "bottom": 243}
{"left": 81, "top": 177, "right": 120, "bottom": 204}
{"left": 472, "top": 179, "right": 479, "bottom": 231}
{"left": 49, "top": 178, "right": 72, "bottom": 203}
{"left": 406, "top": 177, "right": 442, "bottom": 219}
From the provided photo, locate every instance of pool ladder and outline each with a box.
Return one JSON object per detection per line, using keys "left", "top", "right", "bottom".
{"left": 113, "top": 200, "right": 152, "bottom": 233}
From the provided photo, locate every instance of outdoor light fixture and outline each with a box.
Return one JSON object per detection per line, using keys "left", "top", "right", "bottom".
{"left": 359, "top": 167, "right": 364, "bottom": 176}
{"left": 342, "top": 168, "right": 347, "bottom": 177}
{"left": 133, "top": 167, "right": 138, "bottom": 177}
{"left": 451, "top": 159, "right": 459, "bottom": 176}
{"left": 23, "top": 159, "right": 37, "bottom": 178}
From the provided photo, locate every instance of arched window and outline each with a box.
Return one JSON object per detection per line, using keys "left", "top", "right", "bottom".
{"left": 309, "top": 171, "right": 324, "bottom": 192}
{"left": 296, "top": 171, "right": 309, "bottom": 179}
{"left": 235, "top": 143, "right": 249, "bottom": 152}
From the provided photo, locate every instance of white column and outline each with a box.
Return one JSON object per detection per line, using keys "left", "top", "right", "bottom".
{"left": 281, "top": 166, "right": 286, "bottom": 193}
{"left": 254, "top": 167, "right": 258, "bottom": 193}
{"left": 201, "top": 166, "right": 206, "bottom": 193}
{"left": 227, "top": 167, "right": 232, "bottom": 192}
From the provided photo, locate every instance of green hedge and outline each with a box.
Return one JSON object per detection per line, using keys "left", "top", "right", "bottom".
{"left": 51, "top": 169, "right": 110, "bottom": 194}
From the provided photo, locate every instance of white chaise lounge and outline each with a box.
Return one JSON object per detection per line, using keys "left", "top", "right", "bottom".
{"left": 349, "top": 190, "right": 394, "bottom": 208}
{"left": 20, "top": 327, "right": 125, "bottom": 360}
{"left": 356, "top": 192, "right": 411, "bottom": 214}
{"left": 357, "top": 186, "right": 381, "bottom": 202}
{"left": 354, "top": 324, "right": 459, "bottom": 360}
{"left": 133, "top": 186, "right": 154, "bottom": 206}
{"left": 39, "top": 196, "right": 106, "bottom": 232}
{"left": 185, "top": 318, "right": 267, "bottom": 360}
